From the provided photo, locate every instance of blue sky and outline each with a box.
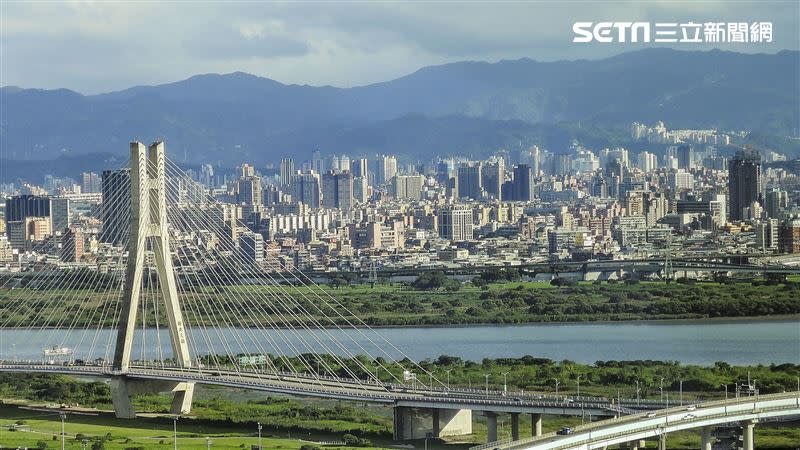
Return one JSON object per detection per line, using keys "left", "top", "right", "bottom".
{"left": 1, "top": 1, "right": 798, "bottom": 94}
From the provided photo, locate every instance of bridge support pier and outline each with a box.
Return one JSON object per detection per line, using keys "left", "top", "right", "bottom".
{"left": 484, "top": 411, "right": 498, "bottom": 443}
{"left": 657, "top": 433, "right": 667, "bottom": 450}
{"left": 110, "top": 377, "right": 195, "bottom": 419}
{"left": 531, "top": 413, "right": 542, "bottom": 436}
{"left": 700, "top": 427, "right": 713, "bottom": 450}
{"left": 742, "top": 419, "right": 757, "bottom": 450}
{"left": 392, "top": 407, "right": 472, "bottom": 441}
{"left": 510, "top": 412, "right": 520, "bottom": 440}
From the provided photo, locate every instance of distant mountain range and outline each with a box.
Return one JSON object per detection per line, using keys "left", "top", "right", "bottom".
{"left": 1, "top": 48, "right": 798, "bottom": 167}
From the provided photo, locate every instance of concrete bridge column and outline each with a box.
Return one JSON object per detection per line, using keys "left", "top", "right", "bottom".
{"left": 393, "top": 407, "right": 472, "bottom": 441}
{"left": 484, "top": 411, "right": 498, "bottom": 443}
{"left": 510, "top": 412, "right": 520, "bottom": 441}
{"left": 700, "top": 427, "right": 713, "bottom": 450}
{"left": 531, "top": 413, "right": 542, "bottom": 436}
{"left": 742, "top": 420, "right": 757, "bottom": 450}
{"left": 657, "top": 433, "right": 667, "bottom": 450}
{"left": 110, "top": 377, "right": 194, "bottom": 419}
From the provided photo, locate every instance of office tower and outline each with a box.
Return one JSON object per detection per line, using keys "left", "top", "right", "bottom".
{"left": 61, "top": 228, "right": 84, "bottom": 262}
{"left": 457, "top": 163, "right": 482, "bottom": 200}
{"left": 438, "top": 205, "right": 474, "bottom": 241}
{"left": 436, "top": 159, "right": 456, "bottom": 184}
{"left": 728, "top": 150, "right": 762, "bottom": 221}
{"left": 374, "top": 155, "right": 397, "bottom": 185}
{"left": 392, "top": 174, "right": 425, "bottom": 200}
{"left": 237, "top": 175, "right": 262, "bottom": 206}
{"left": 351, "top": 158, "right": 369, "bottom": 179}
{"left": 551, "top": 154, "right": 572, "bottom": 176}
{"left": 101, "top": 168, "right": 131, "bottom": 245}
{"left": 619, "top": 176, "right": 647, "bottom": 199}
{"left": 240, "top": 163, "right": 256, "bottom": 177}
{"left": 321, "top": 171, "right": 354, "bottom": 210}
{"left": 290, "top": 171, "right": 321, "bottom": 208}
{"left": 481, "top": 158, "right": 505, "bottom": 199}
{"left": 328, "top": 154, "right": 350, "bottom": 173}
{"left": 765, "top": 188, "right": 788, "bottom": 219}
{"left": 605, "top": 159, "right": 624, "bottom": 179}
{"left": 511, "top": 165, "right": 532, "bottom": 201}
{"left": 239, "top": 232, "right": 265, "bottom": 263}
{"left": 81, "top": 172, "right": 101, "bottom": 193}
{"left": 50, "top": 197, "right": 70, "bottom": 232}
{"left": 637, "top": 152, "right": 657, "bottom": 172}
{"left": 677, "top": 145, "right": 694, "bottom": 170}
{"left": 353, "top": 176, "right": 369, "bottom": 203}
{"left": 279, "top": 158, "right": 295, "bottom": 186}
{"left": 5, "top": 195, "right": 51, "bottom": 223}
{"left": 312, "top": 149, "right": 324, "bottom": 174}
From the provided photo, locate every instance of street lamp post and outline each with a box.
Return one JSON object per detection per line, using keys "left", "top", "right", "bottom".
{"left": 60, "top": 412, "right": 66, "bottom": 450}
{"left": 206, "top": 437, "right": 212, "bottom": 450}
{"left": 257, "top": 422, "right": 263, "bottom": 450}
{"left": 679, "top": 380, "right": 683, "bottom": 406}
{"left": 724, "top": 384, "right": 728, "bottom": 400}
{"left": 484, "top": 374, "right": 490, "bottom": 396}
{"left": 659, "top": 378, "right": 664, "bottom": 402}
{"left": 173, "top": 416, "right": 179, "bottom": 450}
{"left": 553, "top": 378, "right": 560, "bottom": 399}
{"left": 576, "top": 375, "right": 582, "bottom": 398}
{"left": 502, "top": 372, "right": 509, "bottom": 394}
{"left": 445, "top": 369, "right": 452, "bottom": 390}
{"left": 635, "top": 380, "right": 640, "bottom": 406}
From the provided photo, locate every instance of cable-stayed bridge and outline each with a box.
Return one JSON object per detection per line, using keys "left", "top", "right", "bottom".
{"left": 0, "top": 141, "right": 796, "bottom": 444}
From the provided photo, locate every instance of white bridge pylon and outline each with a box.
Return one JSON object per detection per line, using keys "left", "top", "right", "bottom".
{"left": 110, "top": 141, "right": 194, "bottom": 418}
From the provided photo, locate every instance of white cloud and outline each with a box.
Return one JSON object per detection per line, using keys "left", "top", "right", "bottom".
{"left": 1, "top": 1, "right": 797, "bottom": 94}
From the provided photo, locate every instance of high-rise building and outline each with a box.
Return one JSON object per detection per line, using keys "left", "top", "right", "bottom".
{"left": 312, "top": 149, "right": 324, "bottom": 174}
{"left": 5, "top": 195, "right": 51, "bottom": 223}
{"left": 668, "top": 170, "right": 694, "bottom": 191}
{"left": 765, "top": 188, "right": 788, "bottom": 219}
{"left": 374, "top": 155, "right": 397, "bottom": 185}
{"left": 61, "top": 228, "right": 84, "bottom": 262}
{"left": 199, "top": 164, "right": 214, "bottom": 187}
{"left": 279, "top": 158, "right": 295, "bottom": 186}
{"left": 353, "top": 176, "right": 369, "bottom": 203}
{"left": 240, "top": 163, "right": 256, "bottom": 177}
{"left": 728, "top": 150, "right": 762, "bottom": 221}
{"left": 351, "top": 158, "right": 369, "bottom": 179}
{"left": 392, "top": 174, "right": 425, "bottom": 200}
{"left": 237, "top": 176, "right": 262, "bottom": 206}
{"left": 637, "top": 152, "right": 657, "bottom": 172}
{"left": 321, "top": 171, "right": 354, "bottom": 210}
{"left": 511, "top": 165, "right": 533, "bottom": 201}
{"left": 438, "top": 205, "right": 473, "bottom": 242}
{"left": 436, "top": 159, "right": 456, "bottom": 184}
{"left": 779, "top": 216, "right": 800, "bottom": 254}
{"left": 677, "top": 145, "right": 694, "bottom": 169}
{"left": 101, "top": 168, "right": 131, "bottom": 245}
{"left": 239, "top": 232, "right": 265, "bottom": 263}
{"left": 81, "top": 172, "right": 101, "bottom": 193}
{"left": 481, "top": 158, "right": 504, "bottom": 199}
{"left": 457, "top": 163, "right": 482, "bottom": 200}
{"left": 50, "top": 197, "right": 71, "bottom": 232}
{"left": 290, "top": 171, "right": 321, "bottom": 208}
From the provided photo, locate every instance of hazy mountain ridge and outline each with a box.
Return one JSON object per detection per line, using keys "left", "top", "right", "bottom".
{"left": 1, "top": 48, "right": 797, "bottom": 165}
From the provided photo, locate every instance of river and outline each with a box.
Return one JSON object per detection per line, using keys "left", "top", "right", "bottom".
{"left": 2, "top": 318, "right": 797, "bottom": 366}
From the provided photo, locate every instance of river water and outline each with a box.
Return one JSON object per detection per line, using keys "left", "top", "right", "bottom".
{"left": 2, "top": 319, "right": 797, "bottom": 366}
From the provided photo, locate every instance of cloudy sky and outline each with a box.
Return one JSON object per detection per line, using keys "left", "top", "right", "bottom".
{"left": 2, "top": 1, "right": 798, "bottom": 94}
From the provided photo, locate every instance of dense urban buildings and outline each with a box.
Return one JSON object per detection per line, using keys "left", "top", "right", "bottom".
{"left": 1, "top": 121, "right": 799, "bottom": 273}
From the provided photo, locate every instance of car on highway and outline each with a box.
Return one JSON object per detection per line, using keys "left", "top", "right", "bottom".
{"left": 556, "top": 427, "right": 573, "bottom": 435}
{"left": 646, "top": 412, "right": 657, "bottom": 418}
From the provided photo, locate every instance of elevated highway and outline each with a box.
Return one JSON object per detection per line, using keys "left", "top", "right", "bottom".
{"left": 472, "top": 392, "right": 800, "bottom": 450}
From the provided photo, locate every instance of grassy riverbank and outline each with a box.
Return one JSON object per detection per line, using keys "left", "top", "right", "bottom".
{"left": 1, "top": 277, "right": 799, "bottom": 328}
{"left": 0, "top": 356, "right": 798, "bottom": 448}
